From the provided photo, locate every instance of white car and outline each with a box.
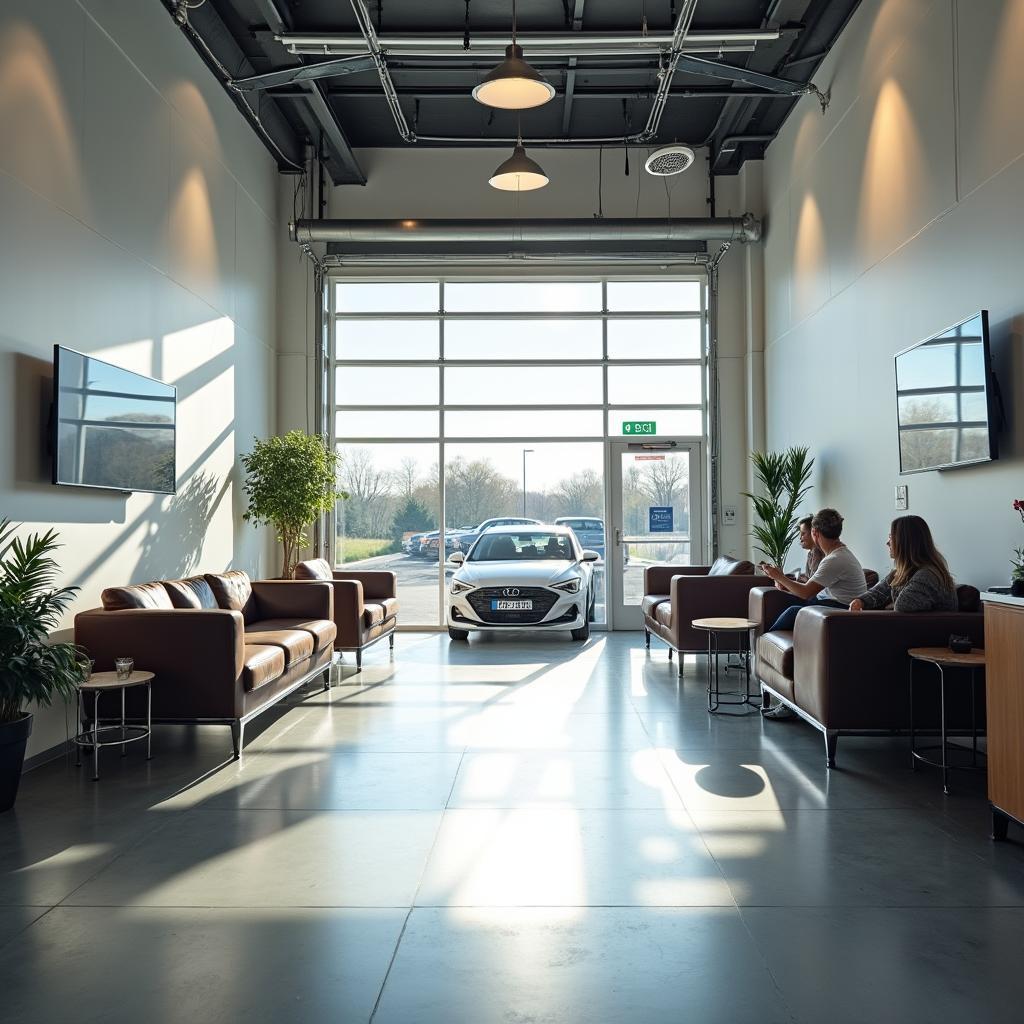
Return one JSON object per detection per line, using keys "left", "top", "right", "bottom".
{"left": 446, "top": 525, "right": 600, "bottom": 642}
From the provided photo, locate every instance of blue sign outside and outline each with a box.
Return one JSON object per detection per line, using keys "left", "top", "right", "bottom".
{"left": 649, "top": 506, "right": 674, "bottom": 533}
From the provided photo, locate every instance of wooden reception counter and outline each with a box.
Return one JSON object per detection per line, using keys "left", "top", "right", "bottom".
{"left": 982, "top": 592, "right": 1024, "bottom": 840}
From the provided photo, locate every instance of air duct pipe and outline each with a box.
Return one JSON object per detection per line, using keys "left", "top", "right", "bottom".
{"left": 289, "top": 216, "right": 762, "bottom": 245}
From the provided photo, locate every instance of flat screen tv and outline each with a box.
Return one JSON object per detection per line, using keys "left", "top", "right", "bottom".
{"left": 895, "top": 310, "right": 998, "bottom": 475}
{"left": 52, "top": 346, "right": 176, "bottom": 494}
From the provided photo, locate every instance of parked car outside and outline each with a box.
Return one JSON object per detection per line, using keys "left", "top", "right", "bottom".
{"left": 419, "top": 530, "right": 462, "bottom": 560}
{"left": 452, "top": 517, "right": 542, "bottom": 554}
{"left": 403, "top": 532, "right": 428, "bottom": 555}
{"left": 553, "top": 517, "right": 605, "bottom": 560}
{"left": 446, "top": 526, "right": 599, "bottom": 642}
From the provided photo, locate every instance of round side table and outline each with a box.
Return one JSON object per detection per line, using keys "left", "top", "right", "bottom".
{"left": 692, "top": 617, "right": 759, "bottom": 713}
{"left": 74, "top": 671, "right": 154, "bottom": 781}
{"left": 907, "top": 647, "right": 985, "bottom": 794}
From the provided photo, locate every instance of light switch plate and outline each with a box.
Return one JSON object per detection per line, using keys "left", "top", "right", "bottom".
{"left": 723, "top": 505, "right": 737, "bottom": 525}
{"left": 895, "top": 485, "right": 908, "bottom": 511}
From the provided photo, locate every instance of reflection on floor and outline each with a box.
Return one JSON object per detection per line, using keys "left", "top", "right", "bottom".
{"left": 2, "top": 634, "right": 1023, "bottom": 1023}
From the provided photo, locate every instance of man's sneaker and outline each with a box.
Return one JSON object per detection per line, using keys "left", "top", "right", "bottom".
{"left": 762, "top": 702, "right": 795, "bottom": 720}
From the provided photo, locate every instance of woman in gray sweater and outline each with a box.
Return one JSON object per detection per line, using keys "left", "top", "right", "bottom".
{"left": 850, "top": 515, "right": 958, "bottom": 612}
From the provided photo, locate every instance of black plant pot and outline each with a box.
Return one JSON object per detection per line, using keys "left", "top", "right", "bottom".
{"left": 0, "top": 713, "right": 33, "bottom": 813}
{"left": 1012, "top": 579, "right": 1024, "bottom": 598}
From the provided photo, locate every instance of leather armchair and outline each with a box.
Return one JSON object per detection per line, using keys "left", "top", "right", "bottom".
{"left": 293, "top": 560, "right": 398, "bottom": 668}
{"left": 642, "top": 558, "right": 772, "bottom": 675}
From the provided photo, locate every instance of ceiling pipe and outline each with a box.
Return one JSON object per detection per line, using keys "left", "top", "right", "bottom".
{"left": 289, "top": 215, "right": 762, "bottom": 246}
{"left": 277, "top": 30, "right": 780, "bottom": 57}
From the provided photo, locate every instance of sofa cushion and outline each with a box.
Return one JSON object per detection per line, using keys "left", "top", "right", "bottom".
{"left": 758, "top": 631, "right": 795, "bottom": 679}
{"left": 163, "top": 576, "right": 218, "bottom": 610}
{"left": 654, "top": 602, "right": 673, "bottom": 628}
{"left": 363, "top": 602, "right": 386, "bottom": 628}
{"left": 242, "top": 644, "right": 285, "bottom": 692}
{"left": 864, "top": 569, "right": 880, "bottom": 589}
{"left": 956, "top": 585, "right": 981, "bottom": 613}
{"left": 101, "top": 581, "right": 174, "bottom": 611}
{"left": 244, "top": 623, "right": 314, "bottom": 666}
{"left": 378, "top": 597, "right": 399, "bottom": 621}
{"left": 641, "top": 594, "right": 670, "bottom": 619}
{"left": 245, "top": 617, "right": 336, "bottom": 652}
{"left": 294, "top": 558, "right": 333, "bottom": 581}
{"left": 205, "top": 570, "right": 257, "bottom": 623}
{"left": 708, "top": 556, "right": 755, "bottom": 576}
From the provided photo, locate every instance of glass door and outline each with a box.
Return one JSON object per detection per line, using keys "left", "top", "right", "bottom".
{"left": 608, "top": 441, "right": 703, "bottom": 629}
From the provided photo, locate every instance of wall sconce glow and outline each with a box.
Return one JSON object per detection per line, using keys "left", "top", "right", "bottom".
{"left": 472, "top": 44, "right": 555, "bottom": 110}
{"left": 488, "top": 143, "right": 549, "bottom": 191}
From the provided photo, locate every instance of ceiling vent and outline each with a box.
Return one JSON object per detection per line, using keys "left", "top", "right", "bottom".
{"left": 644, "top": 145, "right": 696, "bottom": 176}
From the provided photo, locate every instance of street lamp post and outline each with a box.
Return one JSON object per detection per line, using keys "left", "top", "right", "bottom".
{"left": 522, "top": 448, "right": 534, "bottom": 517}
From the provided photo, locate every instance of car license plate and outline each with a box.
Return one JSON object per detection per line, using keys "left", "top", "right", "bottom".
{"left": 493, "top": 599, "right": 532, "bottom": 611}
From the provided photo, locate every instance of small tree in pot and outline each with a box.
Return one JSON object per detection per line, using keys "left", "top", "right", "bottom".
{"left": 241, "top": 431, "right": 346, "bottom": 578}
{"left": 0, "top": 519, "right": 85, "bottom": 812}
{"left": 742, "top": 446, "right": 814, "bottom": 570}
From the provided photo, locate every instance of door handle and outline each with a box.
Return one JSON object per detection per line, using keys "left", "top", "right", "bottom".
{"left": 615, "top": 528, "right": 622, "bottom": 546}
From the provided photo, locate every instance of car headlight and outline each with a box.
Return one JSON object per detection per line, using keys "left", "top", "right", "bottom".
{"left": 552, "top": 577, "right": 582, "bottom": 594}
{"left": 450, "top": 579, "right": 475, "bottom": 595}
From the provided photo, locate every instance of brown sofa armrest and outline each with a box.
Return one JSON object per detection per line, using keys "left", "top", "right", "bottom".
{"left": 792, "top": 607, "right": 985, "bottom": 729}
{"left": 749, "top": 586, "right": 803, "bottom": 638}
{"left": 669, "top": 574, "right": 773, "bottom": 645}
{"left": 645, "top": 564, "right": 708, "bottom": 595}
{"left": 74, "top": 608, "right": 245, "bottom": 719}
{"left": 252, "top": 580, "right": 333, "bottom": 622}
{"left": 332, "top": 570, "right": 397, "bottom": 601}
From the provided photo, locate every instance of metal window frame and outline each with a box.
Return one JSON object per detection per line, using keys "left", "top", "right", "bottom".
{"left": 327, "top": 272, "right": 709, "bottom": 630}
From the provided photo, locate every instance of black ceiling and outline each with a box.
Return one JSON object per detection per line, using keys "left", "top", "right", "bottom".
{"left": 164, "top": 0, "right": 861, "bottom": 183}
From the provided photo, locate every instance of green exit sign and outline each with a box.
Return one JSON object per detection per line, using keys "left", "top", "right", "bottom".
{"left": 622, "top": 420, "right": 657, "bottom": 435}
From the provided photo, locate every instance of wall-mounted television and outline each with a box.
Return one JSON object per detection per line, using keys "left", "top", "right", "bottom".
{"left": 895, "top": 310, "right": 998, "bottom": 475}
{"left": 52, "top": 346, "right": 176, "bottom": 494}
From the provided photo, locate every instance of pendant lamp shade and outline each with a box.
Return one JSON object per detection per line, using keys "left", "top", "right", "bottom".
{"left": 472, "top": 44, "right": 555, "bottom": 110}
{"left": 488, "top": 143, "right": 549, "bottom": 191}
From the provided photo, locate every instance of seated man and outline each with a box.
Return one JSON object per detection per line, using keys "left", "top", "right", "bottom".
{"left": 760, "top": 508, "right": 867, "bottom": 632}
{"left": 792, "top": 515, "right": 824, "bottom": 582}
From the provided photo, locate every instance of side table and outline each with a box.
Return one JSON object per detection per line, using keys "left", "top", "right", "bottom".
{"left": 908, "top": 647, "right": 985, "bottom": 794}
{"left": 692, "top": 617, "right": 759, "bottom": 713}
{"left": 74, "top": 671, "right": 154, "bottom": 781}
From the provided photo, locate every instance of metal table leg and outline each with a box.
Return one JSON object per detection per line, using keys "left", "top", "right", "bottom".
{"left": 147, "top": 681, "right": 152, "bottom": 760}
{"left": 93, "top": 691, "right": 101, "bottom": 782}
{"left": 940, "top": 664, "right": 949, "bottom": 795}
{"left": 121, "top": 686, "right": 127, "bottom": 756}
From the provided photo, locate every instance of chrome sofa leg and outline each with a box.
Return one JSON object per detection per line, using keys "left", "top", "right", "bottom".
{"left": 389, "top": 633, "right": 395, "bottom": 651}
{"left": 356, "top": 649, "right": 362, "bottom": 670}
{"left": 231, "top": 720, "right": 244, "bottom": 759}
{"left": 644, "top": 629, "right": 650, "bottom": 649}
{"left": 824, "top": 729, "right": 838, "bottom": 769}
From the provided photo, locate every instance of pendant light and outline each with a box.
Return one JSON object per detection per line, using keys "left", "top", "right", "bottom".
{"left": 488, "top": 138, "right": 549, "bottom": 191}
{"left": 472, "top": 0, "right": 554, "bottom": 110}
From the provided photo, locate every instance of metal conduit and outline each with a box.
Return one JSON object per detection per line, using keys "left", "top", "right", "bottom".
{"left": 289, "top": 216, "right": 762, "bottom": 246}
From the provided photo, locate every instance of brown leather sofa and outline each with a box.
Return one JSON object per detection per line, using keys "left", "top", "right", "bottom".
{"left": 74, "top": 570, "right": 336, "bottom": 756}
{"left": 751, "top": 583, "right": 983, "bottom": 767}
{"left": 642, "top": 556, "right": 772, "bottom": 675}
{"left": 293, "top": 558, "right": 398, "bottom": 668}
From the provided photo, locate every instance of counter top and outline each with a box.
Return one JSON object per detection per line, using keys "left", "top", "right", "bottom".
{"left": 981, "top": 591, "right": 1024, "bottom": 608}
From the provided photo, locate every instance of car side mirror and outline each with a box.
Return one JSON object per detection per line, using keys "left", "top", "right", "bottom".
{"left": 581, "top": 550, "right": 600, "bottom": 563}
{"left": 447, "top": 551, "right": 465, "bottom": 566}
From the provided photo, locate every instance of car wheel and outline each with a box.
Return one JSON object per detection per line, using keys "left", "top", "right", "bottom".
{"left": 571, "top": 619, "right": 590, "bottom": 642}
{"left": 448, "top": 626, "right": 469, "bottom": 641}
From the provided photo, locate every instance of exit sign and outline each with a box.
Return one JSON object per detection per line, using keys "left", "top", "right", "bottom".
{"left": 622, "top": 420, "right": 656, "bottom": 435}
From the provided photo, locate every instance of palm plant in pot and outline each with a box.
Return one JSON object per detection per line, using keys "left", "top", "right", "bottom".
{"left": 0, "top": 518, "right": 85, "bottom": 812}
{"left": 742, "top": 447, "right": 815, "bottom": 569}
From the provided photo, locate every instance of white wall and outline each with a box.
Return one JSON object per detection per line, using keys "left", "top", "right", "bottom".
{"left": 763, "top": 0, "right": 1024, "bottom": 586}
{"left": 277, "top": 144, "right": 767, "bottom": 565}
{"left": 1, "top": 0, "right": 280, "bottom": 759}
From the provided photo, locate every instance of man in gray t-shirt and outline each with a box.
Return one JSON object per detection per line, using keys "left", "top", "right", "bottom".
{"left": 760, "top": 508, "right": 867, "bottom": 632}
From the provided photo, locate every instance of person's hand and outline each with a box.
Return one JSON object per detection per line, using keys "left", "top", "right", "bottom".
{"left": 849, "top": 599, "right": 864, "bottom": 612}
{"left": 762, "top": 563, "right": 783, "bottom": 582}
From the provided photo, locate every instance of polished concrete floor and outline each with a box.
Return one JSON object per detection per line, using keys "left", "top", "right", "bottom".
{"left": 3, "top": 633, "right": 1024, "bottom": 1023}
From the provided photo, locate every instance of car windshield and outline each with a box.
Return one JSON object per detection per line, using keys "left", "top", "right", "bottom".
{"left": 470, "top": 532, "right": 575, "bottom": 562}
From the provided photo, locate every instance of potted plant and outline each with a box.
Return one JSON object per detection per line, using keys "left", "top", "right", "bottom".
{"left": 742, "top": 446, "right": 814, "bottom": 569}
{"left": 1011, "top": 499, "right": 1024, "bottom": 597}
{"left": 240, "top": 431, "right": 346, "bottom": 578}
{"left": 0, "top": 519, "right": 85, "bottom": 812}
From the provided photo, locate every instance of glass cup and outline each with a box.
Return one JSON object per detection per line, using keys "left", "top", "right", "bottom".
{"left": 115, "top": 658, "right": 134, "bottom": 681}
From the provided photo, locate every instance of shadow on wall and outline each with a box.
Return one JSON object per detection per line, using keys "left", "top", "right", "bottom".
{"left": 5, "top": 351, "right": 127, "bottom": 524}
{"left": 992, "top": 313, "right": 1024, "bottom": 461}
{"left": 134, "top": 470, "right": 225, "bottom": 582}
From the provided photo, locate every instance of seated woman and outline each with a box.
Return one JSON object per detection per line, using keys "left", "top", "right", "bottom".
{"left": 850, "top": 515, "right": 957, "bottom": 613}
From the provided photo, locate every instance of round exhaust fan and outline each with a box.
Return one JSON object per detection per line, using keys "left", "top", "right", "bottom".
{"left": 644, "top": 145, "right": 695, "bottom": 176}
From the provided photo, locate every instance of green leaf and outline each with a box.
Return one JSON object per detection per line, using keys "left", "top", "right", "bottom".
{"left": 742, "top": 447, "right": 816, "bottom": 567}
